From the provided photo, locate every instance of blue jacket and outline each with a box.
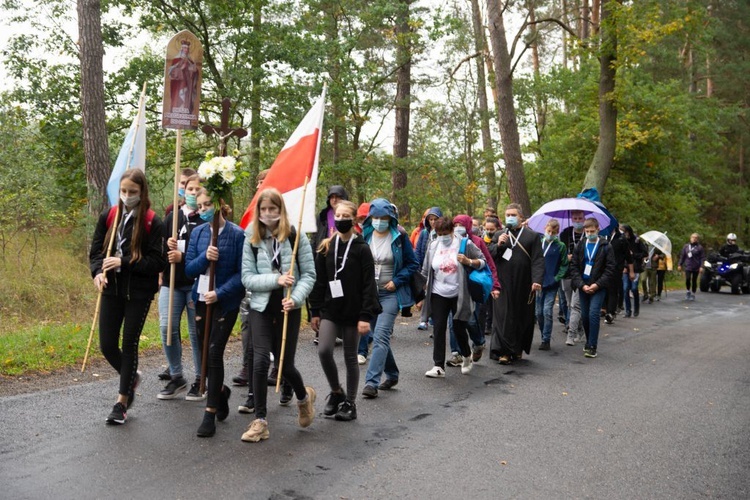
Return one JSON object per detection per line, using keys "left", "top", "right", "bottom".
{"left": 185, "top": 221, "right": 246, "bottom": 314}
{"left": 362, "top": 198, "right": 419, "bottom": 308}
{"left": 241, "top": 225, "right": 316, "bottom": 313}
{"left": 415, "top": 206, "right": 443, "bottom": 268}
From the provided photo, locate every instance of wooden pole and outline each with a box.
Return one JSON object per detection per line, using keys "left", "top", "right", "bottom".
{"left": 199, "top": 213, "right": 220, "bottom": 394}
{"left": 82, "top": 83, "right": 147, "bottom": 372}
{"left": 276, "top": 176, "right": 309, "bottom": 393}
{"left": 167, "top": 129, "right": 182, "bottom": 346}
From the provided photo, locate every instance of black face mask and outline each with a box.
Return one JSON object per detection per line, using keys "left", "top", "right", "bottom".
{"left": 334, "top": 219, "right": 354, "bottom": 234}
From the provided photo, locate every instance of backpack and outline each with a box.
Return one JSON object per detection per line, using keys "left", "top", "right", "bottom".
{"left": 107, "top": 206, "right": 156, "bottom": 234}
{"left": 459, "top": 237, "right": 493, "bottom": 303}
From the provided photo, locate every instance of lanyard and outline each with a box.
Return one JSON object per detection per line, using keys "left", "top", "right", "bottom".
{"left": 117, "top": 210, "right": 134, "bottom": 256}
{"left": 334, "top": 234, "right": 354, "bottom": 279}
{"left": 585, "top": 239, "right": 600, "bottom": 262}
{"left": 542, "top": 239, "right": 553, "bottom": 257}
{"left": 271, "top": 238, "right": 282, "bottom": 269}
{"left": 507, "top": 226, "right": 525, "bottom": 248}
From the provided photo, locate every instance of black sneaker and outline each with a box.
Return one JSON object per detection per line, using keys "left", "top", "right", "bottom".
{"left": 279, "top": 383, "right": 293, "bottom": 406}
{"left": 378, "top": 378, "right": 399, "bottom": 391}
{"left": 127, "top": 371, "right": 142, "bottom": 409}
{"left": 334, "top": 400, "right": 357, "bottom": 421}
{"left": 216, "top": 386, "right": 231, "bottom": 422}
{"left": 604, "top": 314, "right": 614, "bottom": 325}
{"left": 157, "top": 376, "right": 188, "bottom": 400}
{"left": 197, "top": 411, "right": 216, "bottom": 437}
{"left": 105, "top": 402, "right": 127, "bottom": 425}
{"left": 584, "top": 347, "right": 598, "bottom": 358}
{"left": 323, "top": 391, "right": 347, "bottom": 416}
{"left": 232, "top": 366, "right": 249, "bottom": 387}
{"left": 538, "top": 341, "right": 550, "bottom": 351}
{"left": 185, "top": 380, "right": 206, "bottom": 401}
{"left": 238, "top": 395, "right": 255, "bottom": 414}
{"left": 401, "top": 306, "right": 412, "bottom": 317}
{"left": 361, "top": 385, "right": 378, "bottom": 399}
{"left": 158, "top": 368, "right": 171, "bottom": 381}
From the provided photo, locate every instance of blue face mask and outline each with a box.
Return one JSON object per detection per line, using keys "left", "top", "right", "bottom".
{"left": 178, "top": 187, "right": 186, "bottom": 198}
{"left": 573, "top": 222, "right": 584, "bottom": 231}
{"left": 505, "top": 216, "right": 518, "bottom": 228}
{"left": 185, "top": 194, "right": 198, "bottom": 209}
{"left": 372, "top": 218, "right": 389, "bottom": 232}
{"left": 438, "top": 234, "right": 452, "bottom": 245}
{"left": 200, "top": 207, "right": 215, "bottom": 222}
{"left": 586, "top": 233, "right": 598, "bottom": 242}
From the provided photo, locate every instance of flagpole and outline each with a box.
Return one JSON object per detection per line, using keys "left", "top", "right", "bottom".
{"left": 82, "top": 83, "right": 147, "bottom": 372}
{"left": 276, "top": 176, "right": 309, "bottom": 393}
{"left": 166, "top": 129, "right": 182, "bottom": 346}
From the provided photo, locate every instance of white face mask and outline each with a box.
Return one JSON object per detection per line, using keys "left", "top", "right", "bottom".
{"left": 437, "top": 234, "right": 452, "bottom": 245}
{"left": 120, "top": 193, "right": 140, "bottom": 209}
{"left": 454, "top": 226, "right": 467, "bottom": 237}
{"left": 260, "top": 214, "right": 281, "bottom": 227}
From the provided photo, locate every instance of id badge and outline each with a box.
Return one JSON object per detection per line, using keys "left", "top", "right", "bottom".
{"left": 329, "top": 280, "right": 344, "bottom": 298}
{"left": 177, "top": 240, "right": 186, "bottom": 253}
{"left": 584, "top": 264, "right": 593, "bottom": 276}
{"left": 197, "top": 274, "right": 209, "bottom": 301}
{"left": 374, "top": 264, "right": 381, "bottom": 281}
{"left": 502, "top": 248, "right": 513, "bottom": 261}
{"left": 688, "top": 252, "right": 692, "bottom": 258}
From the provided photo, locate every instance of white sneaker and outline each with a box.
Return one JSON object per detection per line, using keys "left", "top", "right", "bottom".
{"left": 425, "top": 366, "right": 445, "bottom": 378}
{"left": 461, "top": 356, "right": 473, "bottom": 374}
{"left": 357, "top": 354, "right": 367, "bottom": 365}
{"left": 565, "top": 334, "right": 576, "bottom": 346}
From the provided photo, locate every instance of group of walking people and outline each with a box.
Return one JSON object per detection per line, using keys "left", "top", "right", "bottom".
{"left": 90, "top": 171, "right": 725, "bottom": 441}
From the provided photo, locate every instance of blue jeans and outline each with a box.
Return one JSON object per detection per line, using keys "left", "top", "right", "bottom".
{"left": 579, "top": 288, "right": 606, "bottom": 348}
{"left": 622, "top": 273, "right": 640, "bottom": 315}
{"left": 535, "top": 286, "right": 557, "bottom": 343}
{"left": 159, "top": 285, "right": 201, "bottom": 379}
{"left": 365, "top": 290, "right": 400, "bottom": 387}
{"left": 449, "top": 301, "right": 484, "bottom": 353}
{"left": 358, "top": 331, "right": 372, "bottom": 357}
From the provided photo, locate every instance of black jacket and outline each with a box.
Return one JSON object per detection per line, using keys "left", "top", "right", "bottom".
{"left": 90, "top": 207, "right": 167, "bottom": 300}
{"left": 569, "top": 238, "right": 616, "bottom": 291}
{"left": 309, "top": 233, "right": 382, "bottom": 325}
{"left": 162, "top": 206, "right": 205, "bottom": 288}
{"left": 625, "top": 237, "right": 648, "bottom": 273}
{"left": 312, "top": 185, "right": 349, "bottom": 254}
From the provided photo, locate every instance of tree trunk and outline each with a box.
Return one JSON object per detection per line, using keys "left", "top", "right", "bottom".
{"left": 249, "top": 2, "right": 262, "bottom": 179}
{"left": 528, "top": 0, "right": 546, "bottom": 142}
{"left": 582, "top": 0, "right": 620, "bottom": 194}
{"left": 471, "top": 0, "right": 497, "bottom": 210}
{"left": 592, "top": 0, "right": 600, "bottom": 34}
{"left": 486, "top": 0, "right": 531, "bottom": 216}
{"left": 562, "top": 0, "right": 569, "bottom": 70}
{"left": 392, "top": 0, "right": 412, "bottom": 223}
{"left": 77, "top": 0, "right": 110, "bottom": 216}
{"left": 582, "top": 0, "right": 590, "bottom": 39}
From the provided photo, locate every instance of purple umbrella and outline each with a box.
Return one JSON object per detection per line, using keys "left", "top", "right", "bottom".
{"left": 526, "top": 198, "right": 613, "bottom": 233}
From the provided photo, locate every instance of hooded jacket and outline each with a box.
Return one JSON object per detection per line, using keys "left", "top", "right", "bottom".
{"left": 415, "top": 207, "right": 443, "bottom": 268}
{"left": 313, "top": 185, "right": 349, "bottom": 253}
{"left": 410, "top": 208, "right": 430, "bottom": 248}
{"left": 453, "top": 214, "right": 501, "bottom": 292}
{"left": 362, "top": 198, "right": 419, "bottom": 308}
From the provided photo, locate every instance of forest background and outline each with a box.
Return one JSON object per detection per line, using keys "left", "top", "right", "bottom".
{"left": 0, "top": 0, "right": 748, "bottom": 374}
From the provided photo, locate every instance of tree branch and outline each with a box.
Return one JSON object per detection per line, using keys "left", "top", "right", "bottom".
{"left": 451, "top": 51, "right": 483, "bottom": 77}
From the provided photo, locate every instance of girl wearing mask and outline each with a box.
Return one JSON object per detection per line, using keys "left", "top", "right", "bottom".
{"left": 359, "top": 199, "right": 418, "bottom": 398}
{"left": 89, "top": 169, "right": 166, "bottom": 425}
{"left": 421, "top": 216, "right": 486, "bottom": 378}
{"left": 309, "top": 201, "right": 381, "bottom": 420}
{"left": 185, "top": 188, "right": 246, "bottom": 437}
{"left": 240, "top": 188, "right": 317, "bottom": 443}
{"left": 157, "top": 172, "right": 206, "bottom": 401}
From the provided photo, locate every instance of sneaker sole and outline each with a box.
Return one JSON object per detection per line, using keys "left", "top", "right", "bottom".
{"left": 238, "top": 406, "right": 255, "bottom": 414}
{"left": 157, "top": 385, "right": 188, "bottom": 400}
{"left": 241, "top": 431, "right": 269, "bottom": 442}
{"left": 105, "top": 417, "right": 126, "bottom": 425}
{"left": 185, "top": 394, "right": 207, "bottom": 401}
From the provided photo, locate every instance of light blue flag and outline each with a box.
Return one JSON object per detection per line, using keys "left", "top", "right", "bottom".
{"left": 107, "top": 98, "right": 147, "bottom": 206}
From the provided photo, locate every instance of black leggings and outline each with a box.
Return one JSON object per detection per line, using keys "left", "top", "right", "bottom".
{"left": 657, "top": 270, "right": 666, "bottom": 295}
{"left": 431, "top": 293, "right": 470, "bottom": 368}
{"left": 249, "top": 290, "right": 307, "bottom": 419}
{"left": 196, "top": 302, "right": 239, "bottom": 409}
{"left": 99, "top": 294, "right": 151, "bottom": 396}
{"left": 318, "top": 319, "right": 359, "bottom": 401}
{"left": 685, "top": 271, "right": 699, "bottom": 293}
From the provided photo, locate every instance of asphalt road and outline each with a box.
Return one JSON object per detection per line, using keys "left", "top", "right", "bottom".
{"left": 1, "top": 289, "right": 749, "bottom": 499}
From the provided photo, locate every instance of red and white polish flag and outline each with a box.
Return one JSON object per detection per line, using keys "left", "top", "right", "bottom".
{"left": 239, "top": 87, "right": 326, "bottom": 232}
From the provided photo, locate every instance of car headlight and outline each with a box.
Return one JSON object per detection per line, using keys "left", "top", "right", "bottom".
{"left": 730, "top": 263, "right": 739, "bottom": 270}
{"left": 703, "top": 261, "right": 712, "bottom": 268}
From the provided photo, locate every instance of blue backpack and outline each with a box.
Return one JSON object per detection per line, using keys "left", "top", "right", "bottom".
{"left": 459, "top": 237, "right": 493, "bottom": 303}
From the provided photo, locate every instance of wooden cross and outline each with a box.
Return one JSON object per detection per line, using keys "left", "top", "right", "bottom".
{"left": 201, "top": 97, "right": 248, "bottom": 156}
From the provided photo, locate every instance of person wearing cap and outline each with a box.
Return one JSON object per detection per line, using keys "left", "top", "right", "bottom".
{"left": 354, "top": 202, "right": 371, "bottom": 234}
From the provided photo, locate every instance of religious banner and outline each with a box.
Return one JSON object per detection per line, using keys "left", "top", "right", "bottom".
{"left": 162, "top": 30, "right": 203, "bottom": 129}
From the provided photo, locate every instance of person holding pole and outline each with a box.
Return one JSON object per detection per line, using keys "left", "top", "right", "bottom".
{"left": 89, "top": 169, "right": 166, "bottom": 425}
{"left": 157, "top": 171, "right": 207, "bottom": 400}
{"left": 240, "top": 188, "right": 316, "bottom": 443}
{"left": 185, "top": 187, "right": 246, "bottom": 437}
{"left": 309, "top": 200, "right": 381, "bottom": 421}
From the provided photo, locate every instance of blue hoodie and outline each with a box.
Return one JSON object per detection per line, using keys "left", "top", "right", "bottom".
{"left": 415, "top": 207, "right": 443, "bottom": 268}
{"left": 362, "top": 198, "right": 419, "bottom": 308}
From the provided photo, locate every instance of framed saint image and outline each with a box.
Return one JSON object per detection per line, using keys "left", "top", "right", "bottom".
{"left": 162, "top": 30, "right": 203, "bottom": 130}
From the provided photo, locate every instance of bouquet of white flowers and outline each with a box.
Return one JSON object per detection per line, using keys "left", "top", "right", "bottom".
{"left": 197, "top": 149, "right": 244, "bottom": 200}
